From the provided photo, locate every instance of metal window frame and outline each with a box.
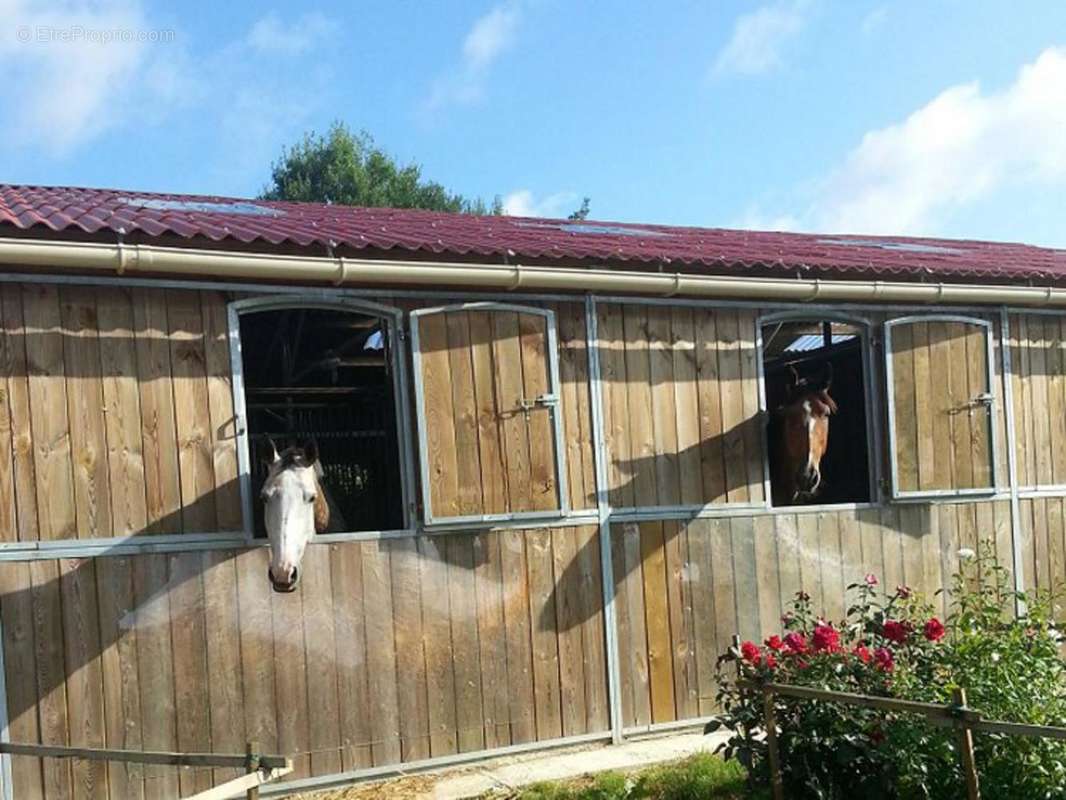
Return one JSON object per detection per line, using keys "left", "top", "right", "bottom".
{"left": 227, "top": 295, "right": 418, "bottom": 539}
{"left": 410, "top": 301, "right": 571, "bottom": 528}
{"left": 883, "top": 314, "right": 999, "bottom": 501}
{"left": 756, "top": 310, "right": 882, "bottom": 510}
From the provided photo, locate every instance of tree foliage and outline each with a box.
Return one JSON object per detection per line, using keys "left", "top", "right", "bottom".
{"left": 260, "top": 123, "right": 503, "bottom": 214}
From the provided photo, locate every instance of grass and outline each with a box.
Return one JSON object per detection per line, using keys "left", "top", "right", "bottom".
{"left": 496, "top": 752, "right": 765, "bottom": 800}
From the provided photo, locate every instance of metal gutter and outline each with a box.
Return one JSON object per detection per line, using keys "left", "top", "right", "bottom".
{"left": 4, "top": 237, "right": 1066, "bottom": 307}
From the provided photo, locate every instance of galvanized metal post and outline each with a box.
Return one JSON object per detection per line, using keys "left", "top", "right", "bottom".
{"left": 585, "top": 293, "right": 625, "bottom": 744}
{"left": 999, "top": 309, "right": 1027, "bottom": 614}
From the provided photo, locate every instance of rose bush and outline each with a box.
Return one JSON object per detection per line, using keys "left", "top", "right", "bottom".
{"left": 708, "top": 542, "right": 1066, "bottom": 799}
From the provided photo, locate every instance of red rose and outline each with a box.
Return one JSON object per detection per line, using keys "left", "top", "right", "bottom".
{"left": 864, "top": 573, "right": 879, "bottom": 586}
{"left": 783, "top": 632, "right": 808, "bottom": 655}
{"left": 765, "top": 654, "right": 778, "bottom": 669}
{"left": 765, "top": 635, "right": 784, "bottom": 651}
{"left": 874, "top": 647, "right": 894, "bottom": 672}
{"left": 854, "top": 645, "right": 872, "bottom": 664}
{"left": 883, "top": 620, "right": 910, "bottom": 644}
{"left": 896, "top": 585, "right": 912, "bottom": 599}
{"left": 924, "top": 618, "right": 945, "bottom": 642}
{"left": 812, "top": 623, "right": 841, "bottom": 652}
{"left": 740, "top": 640, "right": 761, "bottom": 665}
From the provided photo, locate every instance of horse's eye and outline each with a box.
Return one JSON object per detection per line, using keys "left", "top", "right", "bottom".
{"left": 306, "top": 494, "right": 317, "bottom": 505}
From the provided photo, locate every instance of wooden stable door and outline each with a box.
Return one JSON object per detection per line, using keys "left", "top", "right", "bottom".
{"left": 886, "top": 316, "right": 996, "bottom": 498}
{"left": 412, "top": 304, "right": 567, "bottom": 524}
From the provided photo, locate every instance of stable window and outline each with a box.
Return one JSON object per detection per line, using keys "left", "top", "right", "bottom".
{"left": 411, "top": 303, "right": 569, "bottom": 525}
{"left": 885, "top": 316, "right": 996, "bottom": 499}
{"left": 761, "top": 317, "right": 873, "bottom": 507}
{"left": 231, "top": 300, "right": 410, "bottom": 534}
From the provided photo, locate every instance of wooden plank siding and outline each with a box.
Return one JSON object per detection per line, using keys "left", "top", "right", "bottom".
{"left": 1011, "top": 312, "right": 1066, "bottom": 490}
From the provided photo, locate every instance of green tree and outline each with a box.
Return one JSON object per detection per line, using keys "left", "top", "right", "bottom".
{"left": 567, "top": 197, "right": 591, "bottom": 220}
{"left": 260, "top": 122, "right": 503, "bottom": 214}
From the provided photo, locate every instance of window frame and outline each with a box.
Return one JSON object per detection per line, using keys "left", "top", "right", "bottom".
{"left": 756, "top": 310, "right": 882, "bottom": 510}
{"left": 883, "top": 314, "right": 999, "bottom": 502}
{"left": 410, "top": 301, "right": 571, "bottom": 528}
{"left": 227, "top": 295, "right": 418, "bottom": 539}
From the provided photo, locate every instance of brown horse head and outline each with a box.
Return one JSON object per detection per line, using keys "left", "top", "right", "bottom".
{"left": 773, "top": 364, "right": 838, "bottom": 505}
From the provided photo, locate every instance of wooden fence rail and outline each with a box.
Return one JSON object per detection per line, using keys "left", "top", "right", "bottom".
{"left": 743, "top": 679, "right": 1066, "bottom": 800}
{"left": 0, "top": 740, "right": 293, "bottom": 800}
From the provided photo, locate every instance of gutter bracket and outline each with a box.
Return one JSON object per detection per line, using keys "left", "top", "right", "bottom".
{"left": 510, "top": 264, "right": 524, "bottom": 290}
{"left": 115, "top": 230, "right": 127, "bottom": 275}
{"left": 663, "top": 273, "right": 683, "bottom": 298}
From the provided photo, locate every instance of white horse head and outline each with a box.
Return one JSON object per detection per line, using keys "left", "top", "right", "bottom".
{"left": 261, "top": 438, "right": 328, "bottom": 593}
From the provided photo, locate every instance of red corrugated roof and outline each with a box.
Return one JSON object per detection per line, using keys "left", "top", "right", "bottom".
{"left": 3, "top": 183, "right": 1066, "bottom": 283}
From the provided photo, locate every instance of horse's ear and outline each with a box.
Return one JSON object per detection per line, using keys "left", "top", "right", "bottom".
{"left": 787, "top": 366, "right": 800, "bottom": 391}
{"left": 822, "top": 362, "right": 834, "bottom": 391}
{"left": 302, "top": 438, "right": 319, "bottom": 466}
{"left": 264, "top": 437, "right": 280, "bottom": 464}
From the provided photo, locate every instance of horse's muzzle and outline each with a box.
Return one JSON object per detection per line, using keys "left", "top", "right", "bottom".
{"left": 268, "top": 566, "right": 300, "bottom": 593}
{"left": 796, "top": 468, "right": 821, "bottom": 495}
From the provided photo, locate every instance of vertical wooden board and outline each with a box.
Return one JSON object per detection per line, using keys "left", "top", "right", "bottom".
{"left": 1045, "top": 499, "right": 1065, "bottom": 594}
{"left": 1053, "top": 317, "right": 1066, "bottom": 485}
{"left": 684, "top": 520, "right": 719, "bottom": 716}
{"left": 271, "top": 582, "right": 310, "bottom": 778}
{"left": 419, "top": 536, "right": 458, "bottom": 756}
{"left": 622, "top": 305, "right": 657, "bottom": 507}
{"left": 494, "top": 313, "right": 534, "bottom": 513}
{"left": 130, "top": 554, "right": 178, "bottom": 798}
{"left": 131, "top": 288, "right": 182, "bottom": 534}
{"left": 200, "top": 291, "right": 242, "bottom": 530}
{"left": 993, "top": 500, "right": 1015, "bottom": 584}
{"left": 573, "top": 526, "right": 609, "bottom": 732}
{"left": 21, "top": 285, "right": 77, "bottom": 540}
{"left": 525, "top": 529, "right": 563, "bottom": 740}
{"left": 200, "top": 550, "right": 245, "bottom": 784}
{"left": 796, "top": 513, "right": 824, "bottom": 613}
{"left": 57, "top": 559, "right": 108, "bottom": 800}
{"left": 879, "top": 506, "right": 905, "bottom": 594}
{"left": 737, "top": 311, "right": 764, "bottom": 502}
{"left": 1028, "top": 317, "right": 1053, "bottom": 487}
{"left": 774, "top": 514, "right": 802, "bottom": 610}
{"left": 937, "top": 504, "right": 961, "bottom": 610}
{"left": 596, "top": 305, "right": 633, "bottom": 508}
{"left": 96, "top": 288, "right": 149, "bottom": 538}
{"left": 670, "top": 308, "right": 704, "bottom": 506}
{"left": 716, "top": 311, "right": 750, "bottom": 502}
{"left": 361, "top": 542, "right": 402, "bottom": 765}
{"left": 946, "top": 323, "right": 974, "bottom": 489}
{"left": 610, "top": 527, "right": 636, "bottom": 726}
{"left": 1017, "top": 316, "right": 1038, "bottom": 488}
{"left": 389, "top": 538, "right": 430, "bottom": 761}
{"left": 234, "top": 548, "right": 278, "bottom": 753}
{"left": 300, "top": 546, "right": 342, "bottom": 776}
{"left": 694, "top": 311, "right": 727, "bottom": 504}
{"left": 898, "top": 505, "right": 927, "bottom": 594}
{"left": 646, "top": 307, "right": 680, "bottom": 507}
{"left": 754, "top": 516, "right": 780, "bottom": 644}
{"left": 815, "top": 513, "right": 845, "bottom": 622}
{"left": 911, "top": 323, "right": 936, "bottom": 491}
{"left": 731, "top": 516, "right": 761, "bottom": 639}
{"left": 30, "top": 559, "right": 72, "bottom": 799}
{"left": 663, "top": 521, "right": 698, "bottom": 720}
{"left": 1, "top": 286, "right": 40, "bottom": 542}
{"left": 838, "top": 513, "right": 864, "bottom": 600}
{"left": 167, "top": 291, "right": 217, "bottom": 532}
{"left": 856, "top": 508, "right": 886, "bottom": 592}
{"left": 569, "top": 310, "right": 598, "bottom": 510}
{"left": 639, "top": 521, "right": 675, "bottom": 724}
{"left": 1008, "top": 316, "right": 1029, "bottom": 487}
{"left": 556, "top": 305, "right": 589, "bottom": 510}
{"left": 519, "top": 314, "right": 559, "bottom": 512}
{"left": 330, "top": 543, "right": 371, "bottom": 770}
{"left": 468, "top": 311, "right": 508, "bottom": 516}
{"left": 447, "top": 535, "right": 486, "bottom": 752}
{"left": 891, "top": 323, "right": 918, "bottom": 492}
{"left": 1033, "top": 498, "right": 1051, "bottom": 590}
{"left": 1019, "top": 500, "right": 1037, "bottom": 593}
{"left": 927, "top": 324, "right": 955, "bottom": 490}
{"left": 989, "top": 321, "right": 1010, "bottom": 489}
{"left": 59, "top": 287, "right": 113, "bottom": 540}
{"left": 966, "top": 323, "right": 995, "bottom": 489}
{"left": 620, "top": 522, "right": 651, "bottom": 727}
{"left": 707, "top": 517, "right": 738, "bottom": 672}
{"left": 499, "top": 529, "right": 537, "bottom": 742}
{"left": 920, "top": 506, "right": 944, "bottom": 603}
{"left": 0, "top": 294, "right": 18, "bottom": 543}
{"left": 472, "top": 532, "right": 511, "bottom": 748}
{"left": 550, "top": 528, "right": 588, "bottom": 737}
{"left": 445, "top": 313, "right": 485, "bottom": 516}
{"left": 418, "top": 312, "right": 461, "bottom": 518}
{"left": 0, "top": 563, "right": 44, "bottom": 799}
{"left": 167, "top": 552, "right": 212, "bottom": 795}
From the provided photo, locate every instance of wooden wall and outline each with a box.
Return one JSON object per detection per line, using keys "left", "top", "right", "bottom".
{"left": 1009, "top": 313, "right": 1066, "bottom": 489}
{"left": 0, "top": 284, "right": 241, "bottom": 541}
{"left": 0, "top": 526, "right": 609, "bottom": 799}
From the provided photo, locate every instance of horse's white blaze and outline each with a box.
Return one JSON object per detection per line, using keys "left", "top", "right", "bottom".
{"left": 263, "top": 464, "right": 317, "bottom": 585}
{"left": 803, "top": 400, "right": 817, "bottom": 472}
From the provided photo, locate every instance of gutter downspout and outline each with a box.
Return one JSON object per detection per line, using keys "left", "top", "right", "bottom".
{"left": 1, "top": 236, "right": 1065, "bottom": 307}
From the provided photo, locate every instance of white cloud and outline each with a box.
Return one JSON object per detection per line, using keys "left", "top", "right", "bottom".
{"left": 424, "top": 3, "right": 521, "bottom": 113}
{"left": 0, "top": 0, "right": 184, "bottom": 153}
{"left": 811, "top": 47, "right": 1066, "bottom": 234}
{"left": 502, "top": 189, "right": 578, "bottom": 218}
{"left": 712, "top": 0, "right": 808, "bottom": 77}
{"left": 246, "top": 11, "right": 332, "bottom": 55}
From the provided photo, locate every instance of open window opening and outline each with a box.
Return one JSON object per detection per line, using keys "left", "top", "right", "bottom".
{"left": 238, "top": 306, "right": 405, "bottom": 534}
{"left": 762, "top": 318, "right": 872, "bottom": 507}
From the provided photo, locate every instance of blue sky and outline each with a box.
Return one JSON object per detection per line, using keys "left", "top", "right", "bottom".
{"left": 3, "top": 1, "right": 1066, "bottom": 246}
